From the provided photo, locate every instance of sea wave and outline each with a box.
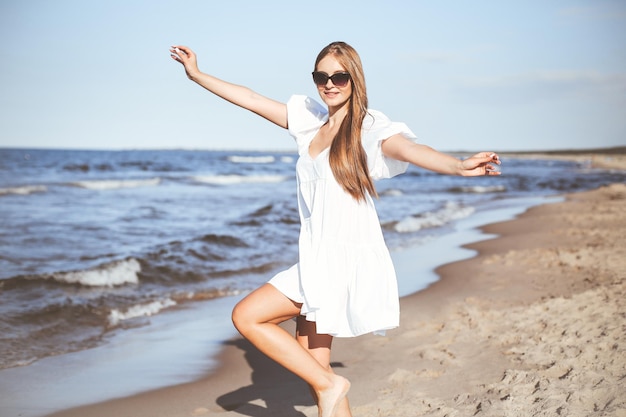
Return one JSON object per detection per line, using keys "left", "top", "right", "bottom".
{"left": 70, "top": 178, "right": 161, "bottom": 190}
{"left": 380, "top": 188, "right": 404, "bottom": 197}
{"left": 63, "top": 162, "right": 113, "bottom": 172}
{"left": 9, "top": 357, "right": 39, "bottom": 368}
{"left": 45, "top": 258, "right": 141, "bottom": 287}
{"left": 192, "top": 174, "right": 287, "bottom": 185}
{"left": 174, "top": 287, "right": 243, "bottom": 302}
{"left": 394, "top": 202, "right": 476, "bottom": 233}
{"left": 228, "top": 155, "right": 275, "bottom": 164}
{"left": 107, "top": 298, "right": 176, "bottom": 327}
{"left": 448, "top": 185, "right": 507, "bottom": 193}
{"left": 0, "top": 185, "right": 47, "bottom": 196}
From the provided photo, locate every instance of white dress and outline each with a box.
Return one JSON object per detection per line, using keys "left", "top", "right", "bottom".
{"left": 268, "top": 95, "right": 418, "bottom": 337}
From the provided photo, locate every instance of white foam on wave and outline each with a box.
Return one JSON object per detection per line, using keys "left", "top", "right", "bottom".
{"left": 107, "top": 298, "right": 177, "bottom": 327}
{"left": 280, "top": 156, "right": 295, "bottom": 163}
{"left": 394, "top": 201, "right": 476, "bottom": 233}
{"left": 0, "top": 185, "right": 47, "bottom": 196}
{"left": 49, "top": 258, "right": 141, "bottom": 287}
{"left": 193, "top": 174, "right": 287, "bottom": 185}
{"left": 10, "top": 357, "right": 39, "bottom": 368}
{"left": 381, "top": 188, "right": 404, "bottom": 197}
{"left": 228, "top": 155, "right": 275, "bottom": 164}
{"left": 70, "top": 178, "right": 161, "bottom": 190}
{"left": 452, "top": 185, "right": 507, "bottom": 193}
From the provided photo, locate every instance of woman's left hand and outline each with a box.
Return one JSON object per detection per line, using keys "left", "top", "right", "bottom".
{"left": 460, "top": 152, "right": 501, "bottom": 176}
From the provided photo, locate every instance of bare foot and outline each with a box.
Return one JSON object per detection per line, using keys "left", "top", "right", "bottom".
{"left": 317, "top": 375, "right": 350, "bottom": 417}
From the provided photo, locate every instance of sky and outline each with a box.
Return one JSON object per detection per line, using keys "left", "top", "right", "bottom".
{"left": 0, "top": 0, "right": 624, "bottom": 152}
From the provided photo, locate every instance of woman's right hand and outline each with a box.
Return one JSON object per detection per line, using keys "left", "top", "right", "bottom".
{"left": 168, "top": 44, "right": 288, "bottom": 129}
{"left": 170, "top": 45, "right": 200, "bottom": 80}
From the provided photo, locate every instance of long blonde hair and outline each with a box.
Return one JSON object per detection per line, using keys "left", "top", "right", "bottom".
{"left": 315, "top": 42, "right": 377, "bottom": 202}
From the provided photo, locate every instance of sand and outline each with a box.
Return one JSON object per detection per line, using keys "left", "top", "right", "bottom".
{"left": 45, "top": 180, "right": 626, "bottom": 417}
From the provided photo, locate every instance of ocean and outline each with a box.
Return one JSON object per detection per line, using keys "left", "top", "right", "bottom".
{"left": 1, "top": 147, "right": 624, "bottom": 414}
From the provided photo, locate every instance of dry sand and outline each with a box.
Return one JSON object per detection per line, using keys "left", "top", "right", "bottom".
{"left": 347, "top": 182, "right": 626, "bottom": 417}
{"left": 47, "top": 181, "right": 626, "bottom": 417}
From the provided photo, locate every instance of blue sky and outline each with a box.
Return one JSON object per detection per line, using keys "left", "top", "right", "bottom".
{"left": 1, "top": 0, "right": 624, "bottom": 152}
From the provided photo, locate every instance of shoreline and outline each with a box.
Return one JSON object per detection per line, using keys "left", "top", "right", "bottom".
{"left": 1, "top": 200, "right": 551, "bottom": 416}
{"left": 41, "top": 182, "right": 626, "bottom": 417}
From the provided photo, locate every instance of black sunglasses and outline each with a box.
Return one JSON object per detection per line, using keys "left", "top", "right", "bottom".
{"left": 312, "top": 71, "right": 351, "bottom": 87}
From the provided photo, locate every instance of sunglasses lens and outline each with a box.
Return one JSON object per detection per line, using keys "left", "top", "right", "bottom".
{"left": 312, "top": 72, "right": 328, "bottom": 86}
{"left": 330, "top": 73, "right": 350, "bottom": 87}
{"left": 312, "top": 72, "right": 350, "bottom": 87}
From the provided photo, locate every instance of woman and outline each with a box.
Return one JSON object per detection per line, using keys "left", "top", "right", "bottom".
{"left": 170, "top": 41, "right": 500, "bottom": 417}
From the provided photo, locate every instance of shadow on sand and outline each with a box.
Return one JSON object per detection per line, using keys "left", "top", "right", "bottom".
{"left": 216, "top": 338, "right": 318, "bottom": 416}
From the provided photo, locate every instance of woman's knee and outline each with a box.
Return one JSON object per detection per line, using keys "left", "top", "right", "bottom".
{"left": 231, "top": 300, "right": 253, "bottom": 334}
{"left": 231, "top": 284, "right": 301, "bottom": 335}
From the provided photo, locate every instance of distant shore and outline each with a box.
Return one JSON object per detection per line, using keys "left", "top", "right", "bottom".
{"left": 498, "top": 146, "right": 626, "bottom": 171}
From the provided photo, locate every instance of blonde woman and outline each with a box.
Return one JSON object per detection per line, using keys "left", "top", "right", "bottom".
{"left": 171, "top": 41, "right": 500, "bottom": 417}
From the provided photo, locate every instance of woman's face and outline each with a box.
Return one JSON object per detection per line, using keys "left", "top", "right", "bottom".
{"left": 315, "top": 55, "right": 352, "bottom": 111}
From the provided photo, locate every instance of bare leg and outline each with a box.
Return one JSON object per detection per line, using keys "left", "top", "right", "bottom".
{"left": 232, "top": 284, "right": 350, "bottom": 417}
{"left": 296, "top": 316, "right": 353, "bottom": 417}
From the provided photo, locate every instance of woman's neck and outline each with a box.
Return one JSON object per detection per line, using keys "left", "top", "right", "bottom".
{"left": 327, "top": 103, "right": 349, "bottom": 128}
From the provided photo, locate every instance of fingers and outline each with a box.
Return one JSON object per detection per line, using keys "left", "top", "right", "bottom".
{"left": 171, "top": 45, "right": 191, "bottom": 55}
{"left": 489, "top": 153, "right": 501, "bottom": 165}
{"left": 470, "top": 153, "right": 501, "bottom": 175}
{"left": 475, "top": 152, "right": 500, "bottom": 165}
{"left": 465, "top": 152, "right": 501, "bottom": 176}
{"left": 169, "top": 46, "right": 182, "bottom": 62}
{"left": 485, "top": 164, "right": 501, "bottom": 175}
{"left": 169, "top": 45, "right": 192, "bottom": 62}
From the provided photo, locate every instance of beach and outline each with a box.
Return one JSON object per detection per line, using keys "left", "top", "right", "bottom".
{"left": 41, "top": 177, "right": 626, "bottom": 416}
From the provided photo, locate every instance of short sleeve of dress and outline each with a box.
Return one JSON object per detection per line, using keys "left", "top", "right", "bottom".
{"left": 362, "top": 109, "right": 419, "bottom": 180}
{"left": 286, "top": 96, "right": 418, "bottom": 178}
{"left": 287, "top": 95, "right": 328, "bottom": 154}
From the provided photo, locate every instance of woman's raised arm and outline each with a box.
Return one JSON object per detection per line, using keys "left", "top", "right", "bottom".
{"left": 170, "top": 45, "right": 288, "bottom": 129}
{"left": 381, "top": 134, "right": 501, "bottom": 176}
